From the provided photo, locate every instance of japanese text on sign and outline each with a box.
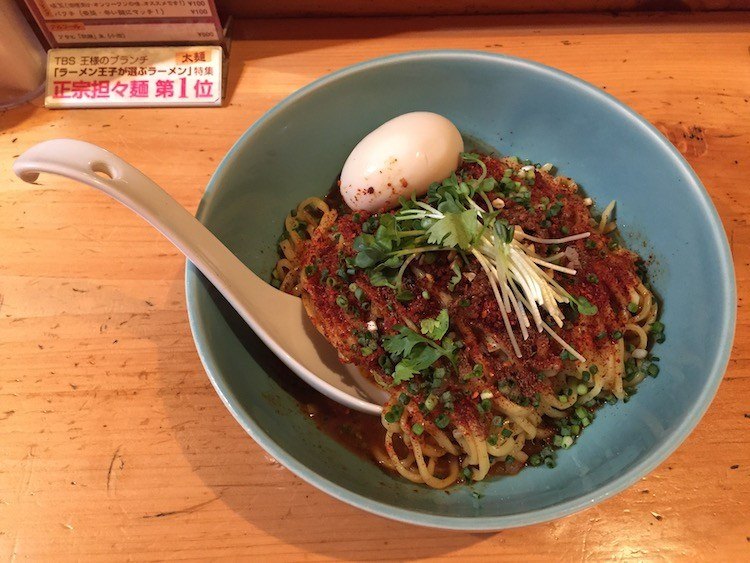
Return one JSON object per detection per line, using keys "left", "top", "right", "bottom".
{"left": 36, "top": 0, "right": 215, "bottom": 20}
{"left": 23, "top": 0, "right": 223, "bottom": 48}
{"left": 45, "top": 46, "right": 222, "bottom": 108}
{"left": 47, "top": 22, "right": 220, "bottom": 44}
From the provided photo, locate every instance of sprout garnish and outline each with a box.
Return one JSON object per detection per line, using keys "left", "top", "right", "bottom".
{"left": 352, "top": 154, "right": 594, "bottom": 361}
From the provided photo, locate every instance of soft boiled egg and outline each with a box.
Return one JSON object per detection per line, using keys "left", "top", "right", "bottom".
{"left": 339, "top": 112, "right": 464, "bottom": 212}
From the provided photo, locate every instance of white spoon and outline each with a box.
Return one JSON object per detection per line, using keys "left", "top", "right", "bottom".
{"left": 14, "top": 139, "right": 386, "bottom": 415}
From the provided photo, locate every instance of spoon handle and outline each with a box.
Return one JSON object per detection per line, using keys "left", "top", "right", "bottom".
{"left": 13, "top": 139, "right": 384, "bottom": 415}
{"left": 13, "top": 138, "right": 275, "bottom": 320}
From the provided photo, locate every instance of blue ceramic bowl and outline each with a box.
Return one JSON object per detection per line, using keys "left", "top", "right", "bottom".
{"left": 185, "top": 51, "right": 735, "bottom": 529}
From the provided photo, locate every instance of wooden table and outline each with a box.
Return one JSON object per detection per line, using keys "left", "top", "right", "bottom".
{"left": 1, "top": 12, "right": 748, "bottom": 561}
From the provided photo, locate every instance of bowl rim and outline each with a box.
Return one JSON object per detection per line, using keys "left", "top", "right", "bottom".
{"left": 184, "top": 49, "right": 737, "bottom": 530}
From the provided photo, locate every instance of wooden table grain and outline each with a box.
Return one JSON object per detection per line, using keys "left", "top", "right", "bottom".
{"left": 1, "top": 12, "right": 748, "bottom": 561}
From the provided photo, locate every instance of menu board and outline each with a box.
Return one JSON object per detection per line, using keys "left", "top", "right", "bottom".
{"left": 23, "top": 0, "right": 224, "bottom": 47}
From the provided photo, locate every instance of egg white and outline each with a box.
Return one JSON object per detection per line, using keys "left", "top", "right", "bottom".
{"left": 340, "top": 112, "right": 464, "bottom": 212}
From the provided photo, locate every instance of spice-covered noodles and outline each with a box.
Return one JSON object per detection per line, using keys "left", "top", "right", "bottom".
{"left": 273, "top": 197, "right": 332, "bottom": 296}
{"left": 274, "top": 153, "right": 664, "bottom": 488}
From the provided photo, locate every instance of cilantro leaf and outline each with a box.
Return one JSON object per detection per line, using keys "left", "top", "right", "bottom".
{"left": 383, "top": 326, "right": 430, "bottom": 357}
{"left": 426, "top": 210, "right": 481, "bottom": 250}
{"left": 420, "top": 309, "right": 449, "bottom": 341}
{"left": 383, "top": 316, "right": 458, "bottom": 384}
{"left": 393, "top": 362, "right": 418, "bottom": 384}
{"left": 392, "top": 346, "right": 444, "bottom": 384}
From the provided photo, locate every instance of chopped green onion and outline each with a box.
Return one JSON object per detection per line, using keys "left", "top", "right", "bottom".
{"left": 487, "top": 434, "right": 498, "bottom": 446}
{"left": 384, "top": 405, "right": 403, "bottom": 423}
{"left": 647, "top": 364, "right": 660, "bottom": 377}
{"left": 627, "top": 302, "right": 639, "bottom": 313}
{"left": 586, "top": 273, "right": 599, "bottom": 284}
{"left": 424, "top": 394, "right": 438, "bottom": 411}
{"left": 546, "top": 201, "right": 563, "bottom": 218}
{"left": 501, "top": 428, "right": 512, "bottom": 438}
{"left": 335, "top": 295, "right": 348, "bottom": 309}
{"left": 576, "top": 383, "right": 588, "bottom": 395}
{"left": 612, "top": 330, "right": 623, "bottom": 340}
{"left": 411, "top": 423, "right": 424, "bottom": 435}
{"left": 435, "top": 413, "right": 451, "bottom": 429}
{"left": 589, "top": 365, "right": 599, "bottom": 375}
{"left": 465, "top": 363, "right": 483, "bottom": 380}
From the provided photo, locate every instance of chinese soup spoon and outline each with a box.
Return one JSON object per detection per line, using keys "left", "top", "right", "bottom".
{"left": 14, "top": 139, "right": 386, "bottom": 415}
